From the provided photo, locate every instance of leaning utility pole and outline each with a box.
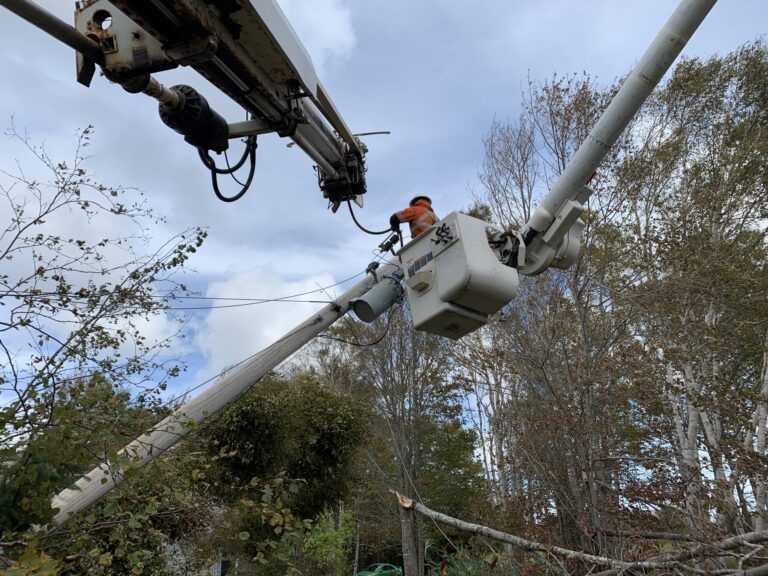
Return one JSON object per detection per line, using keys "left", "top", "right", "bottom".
{"left": 50, "top": 263, "right": 399, "bottom": 527}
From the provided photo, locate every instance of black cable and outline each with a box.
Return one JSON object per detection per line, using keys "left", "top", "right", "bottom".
{"left": 3, "top": 273, "right": 368, "bottom": 386}
{"left": 210, "top": 146, "right": 255, "bottom": 202}
{"left": 198, "top": 136, "right": 257, "bottom": 202}
{"left": 199, "top": 136, "right": 253, "bottom": 175}
{"left": 160, "top": 299, "right": 330, "bottom": 311}
{"left": 3, "top": 272, "right": 365, "bottom": 304}
{"left": 347, "top": 200, "right": 392, "bottom": 235}
{"left": 224, "top": 150, "right": 248, "bottom": 187}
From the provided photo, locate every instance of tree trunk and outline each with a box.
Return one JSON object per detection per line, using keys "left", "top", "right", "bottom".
{"left": 752, "top": 330, "right": 768, "bottom": 530}
{"left": 352, "top": 519, "right": 360, "bottom": 576}
{"left": 669, "top": 361, "right": 707, "bottom": 533}
{"left": 399, "top": 505, "right": 421, "bottom": 576}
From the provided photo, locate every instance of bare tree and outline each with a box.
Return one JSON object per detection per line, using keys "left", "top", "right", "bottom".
{"left": 0, "top": 126, "right": 205, "bottom": 525}
{"left": 456, "top": 39, "right": 768, "bottom": 571}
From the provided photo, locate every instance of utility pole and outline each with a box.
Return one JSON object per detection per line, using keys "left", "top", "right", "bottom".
{"left": 50, "top": 263, "right": 398, "bottom": 527}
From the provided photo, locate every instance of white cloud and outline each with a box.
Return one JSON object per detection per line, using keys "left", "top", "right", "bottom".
{"left": 275, "top": 0, "right": 356, "bottom": 73}
{"left": 192, "top": 266, "right": 337, "bottom": 376}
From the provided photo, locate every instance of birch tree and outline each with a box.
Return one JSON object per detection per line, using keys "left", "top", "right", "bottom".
{"left": 465, "top": 39, "right": 768, "bottom": 566}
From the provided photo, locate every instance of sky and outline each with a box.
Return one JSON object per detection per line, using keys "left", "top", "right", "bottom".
{"left": 0, "top": 0, "right": 766, "bottom": 398}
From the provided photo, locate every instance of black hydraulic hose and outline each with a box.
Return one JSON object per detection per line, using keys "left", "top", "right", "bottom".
{"left": 210, "top": 147, "right": 256, "bottom": 202}
{"left": 199, "top": 136, "right": 257, "bottom": 202}
{"left": 199, "top": 136, "right": 255, "bottom": 175}
{"left": 347, "top": 201, "right": 391, "bottom": 236}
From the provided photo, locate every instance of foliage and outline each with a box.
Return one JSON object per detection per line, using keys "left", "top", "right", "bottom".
{"left": 0, "top": 376, "right": 164, "bottom": 531}
{"left": 0, "top": 374, "right": 214, "bottom": 575}
{"left": 426, "top": 550, "right": 520, "bottom": 576}
{"left": 0, "top": 125, "right": 205, "bottom": 531}
{"left": 193, "top": 475, "right": 310, "bottom": 576}
{"left": 4, "top": 39, "right": 768, "bottom": 576}
{"left": 203, "top": 374, "right": 368, "bottom": 520}
{"left": 0, "top": 127, "right": 209, "bottom": 574}
{"left": 0, "top": 125, "right": 206, "bottom": 427}
{"left": 0, "top": 544, "right": 59, "bottom": 576}
{"left": 461, "top": 38, "right": 768, "bottom": 572}
{"left": 302, "top": 510, "right": 355, "bottom": 576}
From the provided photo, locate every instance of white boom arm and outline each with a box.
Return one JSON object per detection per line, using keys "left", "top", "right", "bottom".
{"left": 519, "top": 0, "right": 718, "bottom": 275}
{"left": 366, "top": 0, "right": 720, "bottom": 340}
{"left": 49, "top": 264, "right": 397, "bottom": 527}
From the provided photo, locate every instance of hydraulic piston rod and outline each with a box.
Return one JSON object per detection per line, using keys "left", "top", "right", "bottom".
{"left": 0, "top": 0, "right": 183, "bottom": 110}
{"left": 521, "top": 0, "right": 718, "bottom": 275}
{"left": 0, "top": 0, "right": 103, "bottom": 62}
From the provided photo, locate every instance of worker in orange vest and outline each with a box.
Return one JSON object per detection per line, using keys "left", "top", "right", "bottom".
{"left": 389, "top": 196, "right": 440, "bottom": 239}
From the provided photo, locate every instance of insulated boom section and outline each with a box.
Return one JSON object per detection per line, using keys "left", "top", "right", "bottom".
{"left": 520, "top": 0, "right": 718, "bottom": 275}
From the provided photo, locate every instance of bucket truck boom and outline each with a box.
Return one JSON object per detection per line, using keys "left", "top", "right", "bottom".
{"left": 6, "top": 0, "right": 723, "bottom": 528}
{"left": 0, "top": 0, "right": 367, "bottom": 209}
{"left": 518, "top": 0, "right": 718, "bottom": 276}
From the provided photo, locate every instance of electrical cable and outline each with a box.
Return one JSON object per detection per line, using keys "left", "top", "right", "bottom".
{"left": 1, "top": 273, "right": 367, "bottom": 389}
{"left": 157, "top": 299, "right": 330, "bottom": 311}
{"left": 224, "top": 150, "right": 248, "bottom": 187}
{"left": 198, "top": 136, "right": 257, "bottom": 202}
{"left": 347, "top": 200, "right": 392, "bottom": 235}
{"left": 2, "top": 272, "right": 365, "bottom": 304}
{"left": 199, "top": 136, "right": 253, "bottom": 175}
{"left": 381, "top": 395, "right": 460, "bottom": 553}
{"left": 138, "top": 295, "right": 344, "bottom": 410}
{"left": 6, "top": 297, "right": 330, "bottom": 313}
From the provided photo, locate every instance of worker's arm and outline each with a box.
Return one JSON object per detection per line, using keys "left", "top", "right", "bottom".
{"left": 390, "top": 207, "right": 416, "bottom": 230}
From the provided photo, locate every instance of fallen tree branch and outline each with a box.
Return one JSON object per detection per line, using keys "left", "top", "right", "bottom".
{"left": 595, "top": 531, "right": 768, "bottom": 576}
{"left": 600, "top": 529, "right": 702, "bottom": 542}
{"left": 673, "top": 531, "right": 768, "bottom": 563}
{"left": 392, "top": 491, "right": 768, "bottom": 575}
{"left": 394, "top": 492, "right": 666, "bottom": 571}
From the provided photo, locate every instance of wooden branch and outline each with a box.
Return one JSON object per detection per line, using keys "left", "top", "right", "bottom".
{"left": 670, "top": 531, "right": 768, "bottom": 563}
{"left": 744, "top": 563, "right": 768, "bottom": 576}
{"left": 600, "top": 529, "right": 701, "bottom": 542}
{"left": 393, "top": 492, "right": 684, "bottom": 572}
{"left": 394, "top": 492, "right": 768, "bottom": 575}
{"left": 593, "top": 530, "right": 768, "bottom": 576}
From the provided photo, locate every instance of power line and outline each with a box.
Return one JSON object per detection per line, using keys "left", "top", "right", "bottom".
{"left": 0, "top": 272, "right": 366, "bottom": 387}
{"left": 0, "top": 271, "right": 365, "bottom": 304}
{"left": 159, "top": 298, "right": 331, "bottom": 311}
{"left": 382, "top": 404, "right": 460, "bottom": 553}
{"left": 131, "top": 305, "right": 337, "bottom": 415}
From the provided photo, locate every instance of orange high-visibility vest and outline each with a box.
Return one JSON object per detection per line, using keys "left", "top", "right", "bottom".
{"left": 394, "top": 199, "right": 439, "bottom": 238}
